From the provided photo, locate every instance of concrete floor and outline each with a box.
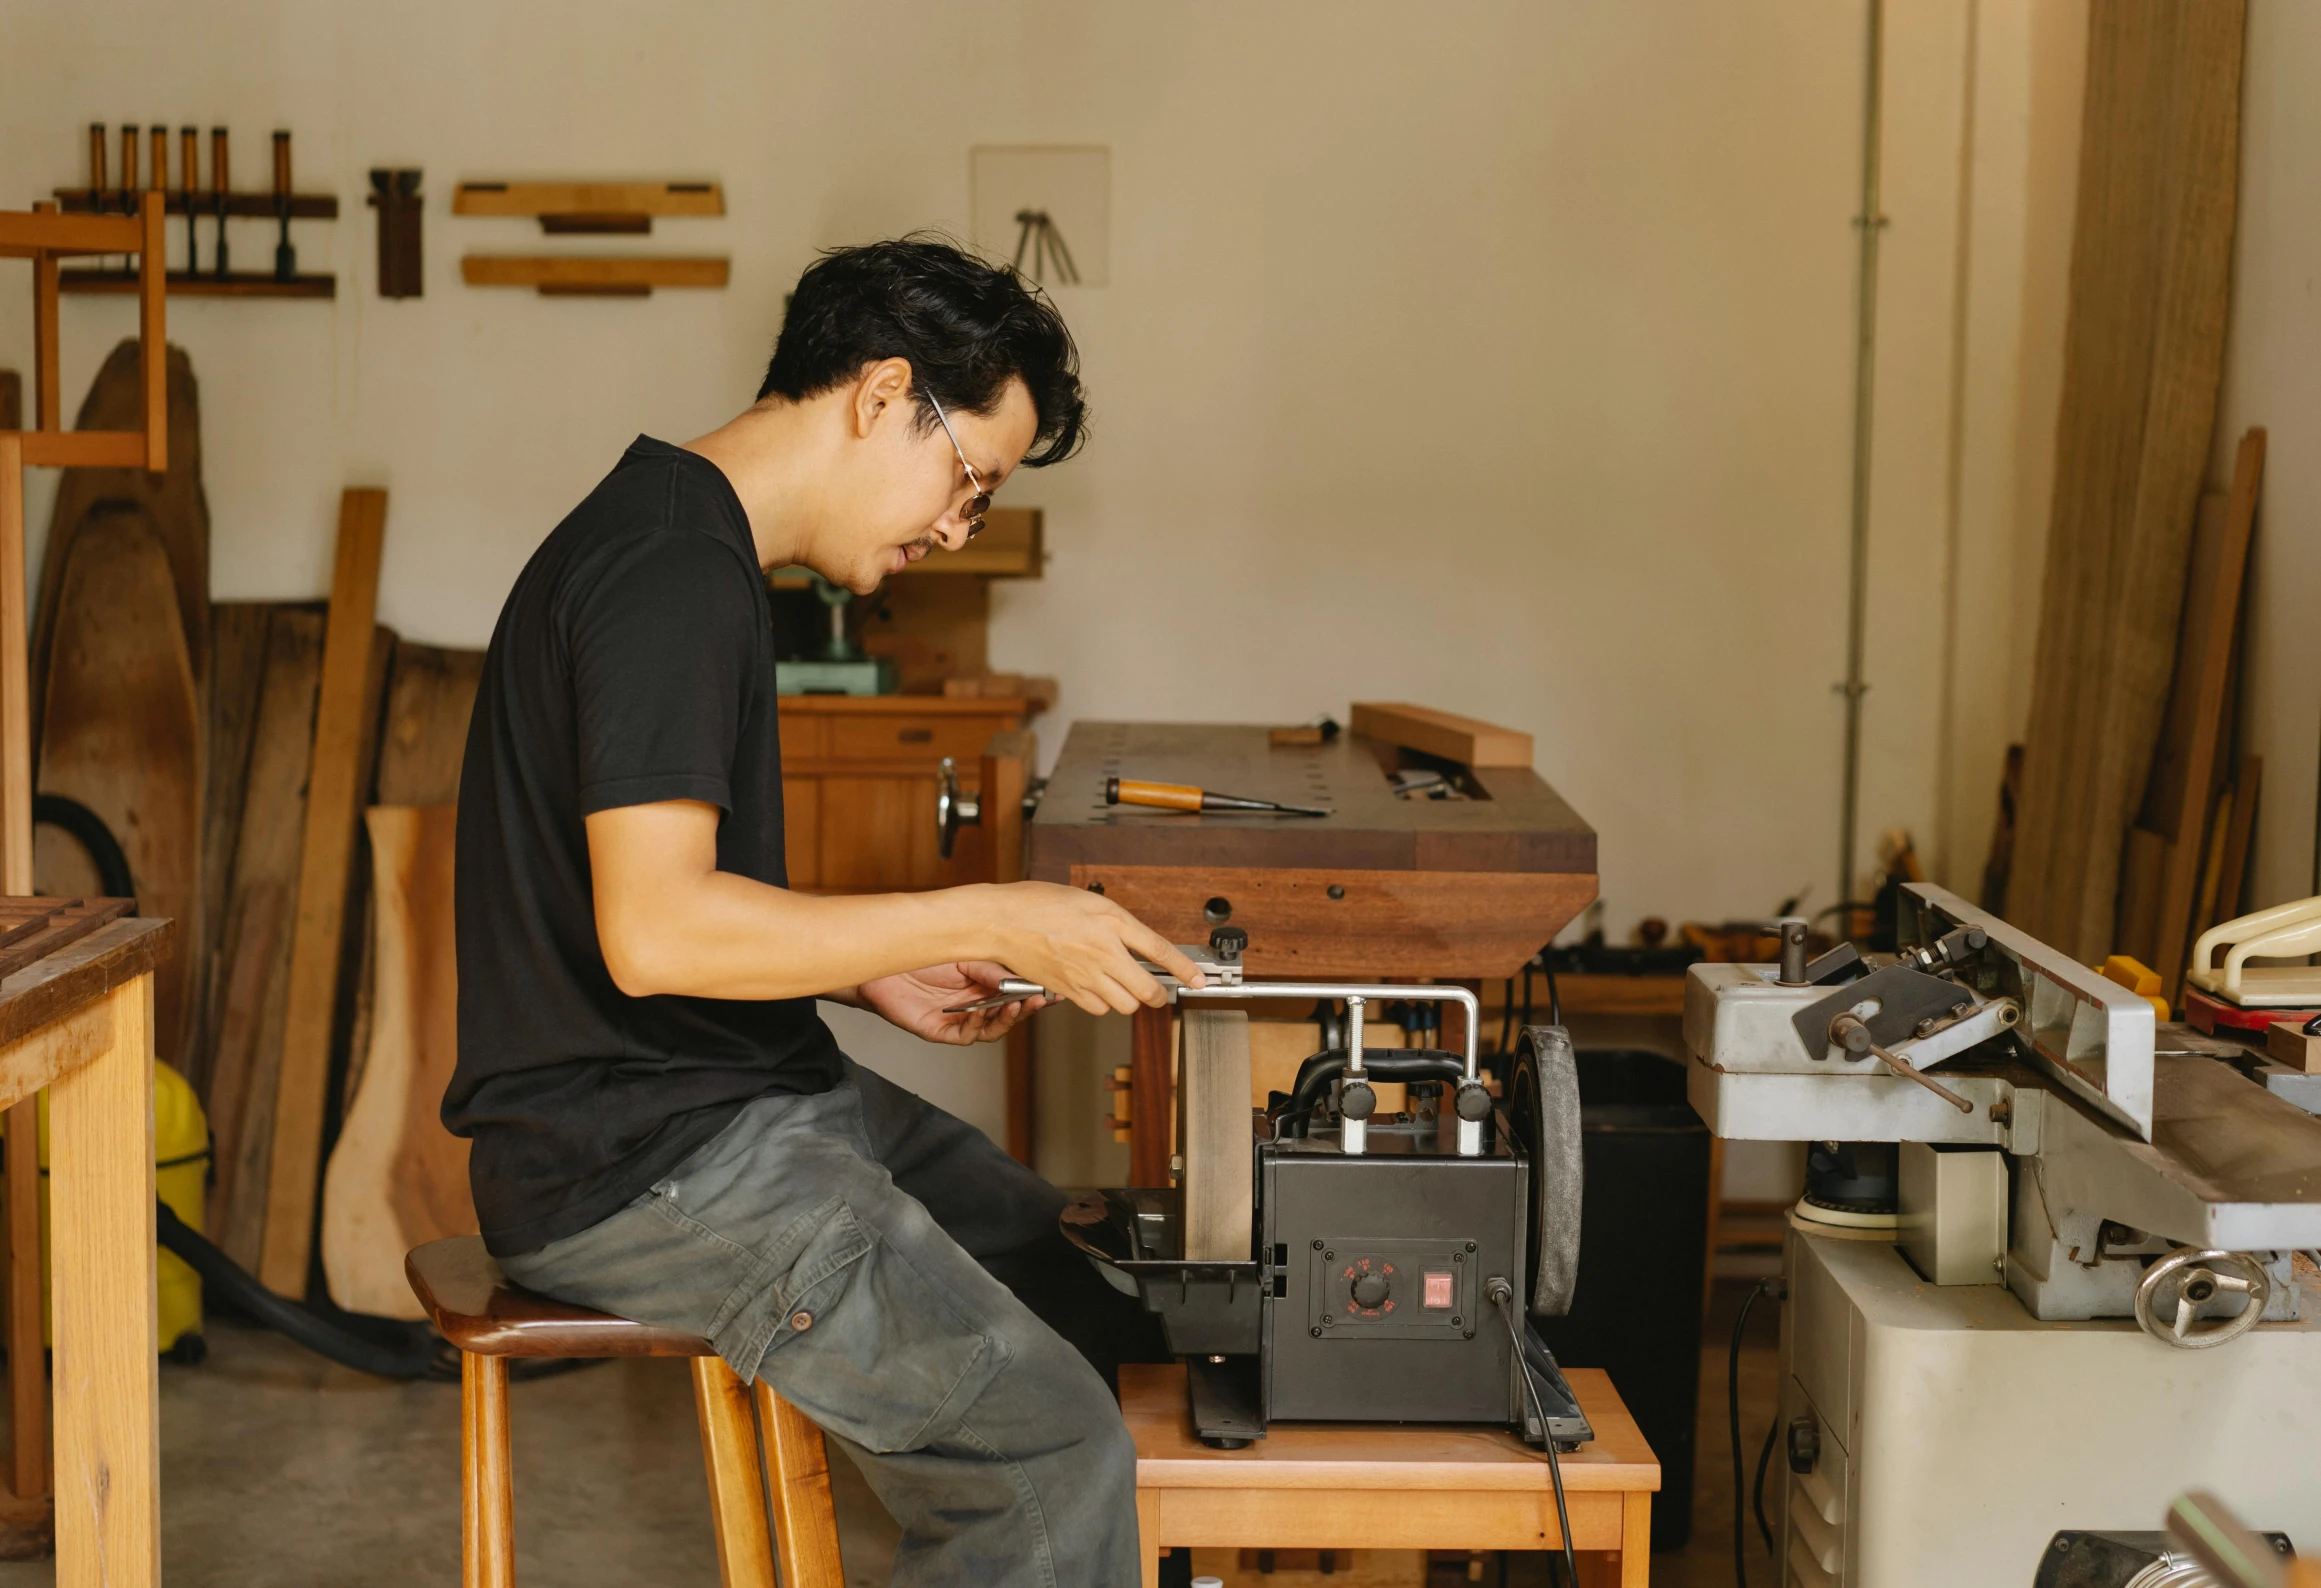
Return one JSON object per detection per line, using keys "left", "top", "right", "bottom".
{"left": 0, "top": 1280, "right": 1779, "bottom": 1586}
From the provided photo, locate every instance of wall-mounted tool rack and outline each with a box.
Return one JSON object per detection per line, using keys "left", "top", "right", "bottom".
{"left": 53, "top": 124, "right": 337, "bottom": 297}
{"left": 456, "top": 178, "right": 727, "bottom": 297}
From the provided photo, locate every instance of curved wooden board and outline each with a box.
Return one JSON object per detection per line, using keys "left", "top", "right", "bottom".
{"left": 31, "top": 339, "right": 211, "bottom": 719}
{"left": 35, "top": 506, "right": 198, "bottom": 1068}
{"left": 322, "top": 805, "right": 471, "bottom": 1318}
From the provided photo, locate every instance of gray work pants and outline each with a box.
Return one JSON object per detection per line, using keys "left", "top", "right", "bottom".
{"left": 501, "top": 1058, "right": 1151, "bottom": 1587}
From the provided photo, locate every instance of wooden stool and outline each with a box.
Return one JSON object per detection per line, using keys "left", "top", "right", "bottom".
{"left": 406, "top": 1236, "right": 845, "bottom": 1588}
{"left": 1125, "top": 1363, "right": 1659, "bottom": 1587}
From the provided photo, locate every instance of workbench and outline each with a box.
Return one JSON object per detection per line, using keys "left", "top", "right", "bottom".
{"left": 1027, "top": 720, "right": 1596, "bottom": 1182}
{"left": 1126, "top": 1361, "right": 1657, "bottom": 1586}
{"left": 0, "top": 915, "right": 170, "bottom": 1584}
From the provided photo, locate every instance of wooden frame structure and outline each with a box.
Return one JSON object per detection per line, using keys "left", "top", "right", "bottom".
{"left": 0, "top": 192, "right": 167, "bottom": 1540}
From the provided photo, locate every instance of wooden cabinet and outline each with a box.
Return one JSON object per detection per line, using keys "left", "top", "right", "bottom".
{"left": 778, "top": 697, "right": 1037, "bottom": 893}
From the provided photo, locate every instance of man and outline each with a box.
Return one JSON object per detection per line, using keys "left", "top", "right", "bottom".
{"left": 446, "top": 238, "right": 1199, "bottom": 1586}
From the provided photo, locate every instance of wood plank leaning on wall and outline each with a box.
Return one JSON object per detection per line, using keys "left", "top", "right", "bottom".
{"left": 202, "top": 608, "right": 323, "bottom": 1267}
{"left": 2114, "top": 430, "right": 2265, "bottom": 996}
{"left": 2005, "top": 0, "right": 2247, "bottom": 962}
{"left": 260, "top": 489, "right": 388, "bottom": 1295}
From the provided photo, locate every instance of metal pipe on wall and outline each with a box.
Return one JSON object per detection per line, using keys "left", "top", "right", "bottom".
{"left": 1837, "top": 0, "right": 1888, "bottom": 920}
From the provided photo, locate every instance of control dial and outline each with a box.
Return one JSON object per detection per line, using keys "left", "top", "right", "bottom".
{"left": 1350, "top": 1271, "right": 1391, "bottom": 1309}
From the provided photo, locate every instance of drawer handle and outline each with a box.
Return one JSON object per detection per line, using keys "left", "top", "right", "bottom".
{"left": 898, "top": 728, "right": 934, "bottom": 744}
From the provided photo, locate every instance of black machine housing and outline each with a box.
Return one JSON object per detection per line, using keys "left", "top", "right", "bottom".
{"left": 1063, "top": 1028, "right": 1591, "bottom": 1450}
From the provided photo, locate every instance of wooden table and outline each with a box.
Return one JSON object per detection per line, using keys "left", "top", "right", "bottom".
{"left": 1126, "top": 1363, "right": 1657, "bottom": 1587}
{"left": 0, "top": 917, "right": 170, "bottom": 1584}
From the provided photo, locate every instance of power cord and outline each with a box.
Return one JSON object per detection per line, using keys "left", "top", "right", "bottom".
{"left": 1487, "top": 1277, "right": 1578, "bottom": 1588}
{"left": 1751, "top": 1402, "right": 1780, "bottom": 1556}
{"left": 1728, "top": 1276, "right": 1780, "bottom": 1587}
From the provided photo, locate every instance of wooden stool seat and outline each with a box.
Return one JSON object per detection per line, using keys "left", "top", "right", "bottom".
{"left": 407, "top": 1236, "right": 844, "bottom": 1588}
{"left": 405, "top": 1237, "right": 712, "bottom": 1358}
{"left": 1126, "top": 1363, "right": 1659, "bottom": 1586}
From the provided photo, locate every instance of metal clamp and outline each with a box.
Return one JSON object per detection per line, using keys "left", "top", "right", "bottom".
{"left": 935, "top": 757, "right": 980, "bottom": 861}
{"left": 2133, "top": 1248, "right": 2272, "bottom": 1349}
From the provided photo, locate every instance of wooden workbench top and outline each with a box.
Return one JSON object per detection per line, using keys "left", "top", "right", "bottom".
{"left": 0, "top": 916, "right": 173, "bottom": 1050}
{"left": 1029, "top": 722, "right": 1595, "bottom": 878}
{"left": 1123, "top": 1363, "right": 1658, "bottom": 1493}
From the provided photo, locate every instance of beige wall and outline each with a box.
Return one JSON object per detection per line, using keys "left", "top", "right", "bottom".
{"left": 0, "top": 2, "right": 2085, "bottom": 1173}
{"left": 2217, "top": 0, "right": 2321, "bottom": 914}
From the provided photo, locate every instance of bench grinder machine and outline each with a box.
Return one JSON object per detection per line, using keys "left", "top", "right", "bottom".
{"left": 1059, "top": 933, "right": 1597, "bottom": 1454}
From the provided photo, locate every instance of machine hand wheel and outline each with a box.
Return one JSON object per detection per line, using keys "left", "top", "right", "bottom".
{"left": 934, "top": 756, "right": 981, "bottom": 861}
{"left": 2132, "top": 1247, "right": 2270, "bottom": 1349}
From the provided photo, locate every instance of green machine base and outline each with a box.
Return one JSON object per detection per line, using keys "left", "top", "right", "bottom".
{"left": 777, "top": 656, "right": 898, "bottom": 697}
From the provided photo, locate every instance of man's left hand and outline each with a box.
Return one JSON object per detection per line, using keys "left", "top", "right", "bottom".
{"left": 856, "top": 961, "right": 1049, "bottom": 1046}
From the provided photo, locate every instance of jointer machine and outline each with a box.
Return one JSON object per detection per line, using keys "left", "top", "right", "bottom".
{"left": 1686, "top": 883, "right": 2321, "bottom": 1586}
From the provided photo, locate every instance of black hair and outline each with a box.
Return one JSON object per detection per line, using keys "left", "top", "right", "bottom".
{"left": 757, "top": 235, "right": 1087, "bottom": 467}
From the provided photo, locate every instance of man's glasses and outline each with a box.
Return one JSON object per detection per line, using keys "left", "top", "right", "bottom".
{"left": 922, "top": 389, "right": 991, "bottom": 542}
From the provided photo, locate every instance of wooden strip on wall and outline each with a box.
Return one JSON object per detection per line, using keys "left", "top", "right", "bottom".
{"left": 459, "top": 256, "right": 729, "bottom": 291}
{"left": 259, "top": 490, "right": 387, "bottom": 1295}
{"left": 452, "top": 181, "right": 724, "bottom": 219}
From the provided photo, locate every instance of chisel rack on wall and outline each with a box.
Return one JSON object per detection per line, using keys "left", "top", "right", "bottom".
{"left": 53, "top": 124, "right": 338, "bottom": 298}
{"left": 455, "top": 179, "right": 727, "bottom": 297}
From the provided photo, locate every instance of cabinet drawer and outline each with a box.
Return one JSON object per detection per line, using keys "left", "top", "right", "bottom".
{"left": 777, "top": 713, "right": 828, "bottom": 760}
{"left": 825, "top": 715, "right": 1002, "bottom": 767}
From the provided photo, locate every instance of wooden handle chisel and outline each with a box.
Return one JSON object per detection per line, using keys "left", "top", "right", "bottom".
{"left": 1105, "top": 777, "right": 1327, "bottom": 817}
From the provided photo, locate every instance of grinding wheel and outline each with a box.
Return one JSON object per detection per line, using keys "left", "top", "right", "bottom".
{"left": 1508, "top": 1024, "right": 1583, "bottom": 1318}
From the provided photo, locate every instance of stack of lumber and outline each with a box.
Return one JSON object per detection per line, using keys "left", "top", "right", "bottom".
{"left": 200, "top": 605, "right": 485, "bottom": 1293}
{"left": 2003, "top": 0, "right": 2247, "bottom": 963}
{"left": 29, "top": 345, "right": 490, "bottom": 1309}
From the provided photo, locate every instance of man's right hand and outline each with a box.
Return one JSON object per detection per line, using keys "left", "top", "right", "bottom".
{"left": 982, "top": 882, "right": 1207, "bottom": 1016}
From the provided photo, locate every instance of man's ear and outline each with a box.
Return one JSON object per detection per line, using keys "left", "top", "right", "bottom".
{"left": 850, "top": 357, "right": 916, "bottom": 440}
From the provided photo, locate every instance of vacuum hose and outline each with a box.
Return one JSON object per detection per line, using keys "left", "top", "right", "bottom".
{"left": 155, "top": 1200, "right": 451, "bottom": 1380}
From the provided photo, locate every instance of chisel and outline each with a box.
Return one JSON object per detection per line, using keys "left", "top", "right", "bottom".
{"left": 272, "top": 130, "right": 296, "bottom": 281}
{"left": 180, "top": 127, "right": 199, "bottom": 274}
{"left": 1104, "top": 777, "right": 1328, "bottom": 817}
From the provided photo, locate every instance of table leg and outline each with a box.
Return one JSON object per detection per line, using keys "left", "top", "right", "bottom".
{"left": 4, "top": 1096, "right": 44, "bottom": 1505}
{"left": 1621, "top": 1490, "right": 1652, "bottom": 1586}
{"left": 1137, "top": 1489, "right": 1161, "bottom": 1588}
{"left": 47, "top": 975, "right": 157, "bottom": 1588}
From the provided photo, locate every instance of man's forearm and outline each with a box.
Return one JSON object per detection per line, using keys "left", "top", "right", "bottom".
{"left": 585, "top": 800, "right": 1196, "bottom": 1016}
{"left": 598, "top": 872, "right": 1003, "bottom": 1001}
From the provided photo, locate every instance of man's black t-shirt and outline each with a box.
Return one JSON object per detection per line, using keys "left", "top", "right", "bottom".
{"left": 447, "top": 436, "right": 841, "bottom": 1257}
